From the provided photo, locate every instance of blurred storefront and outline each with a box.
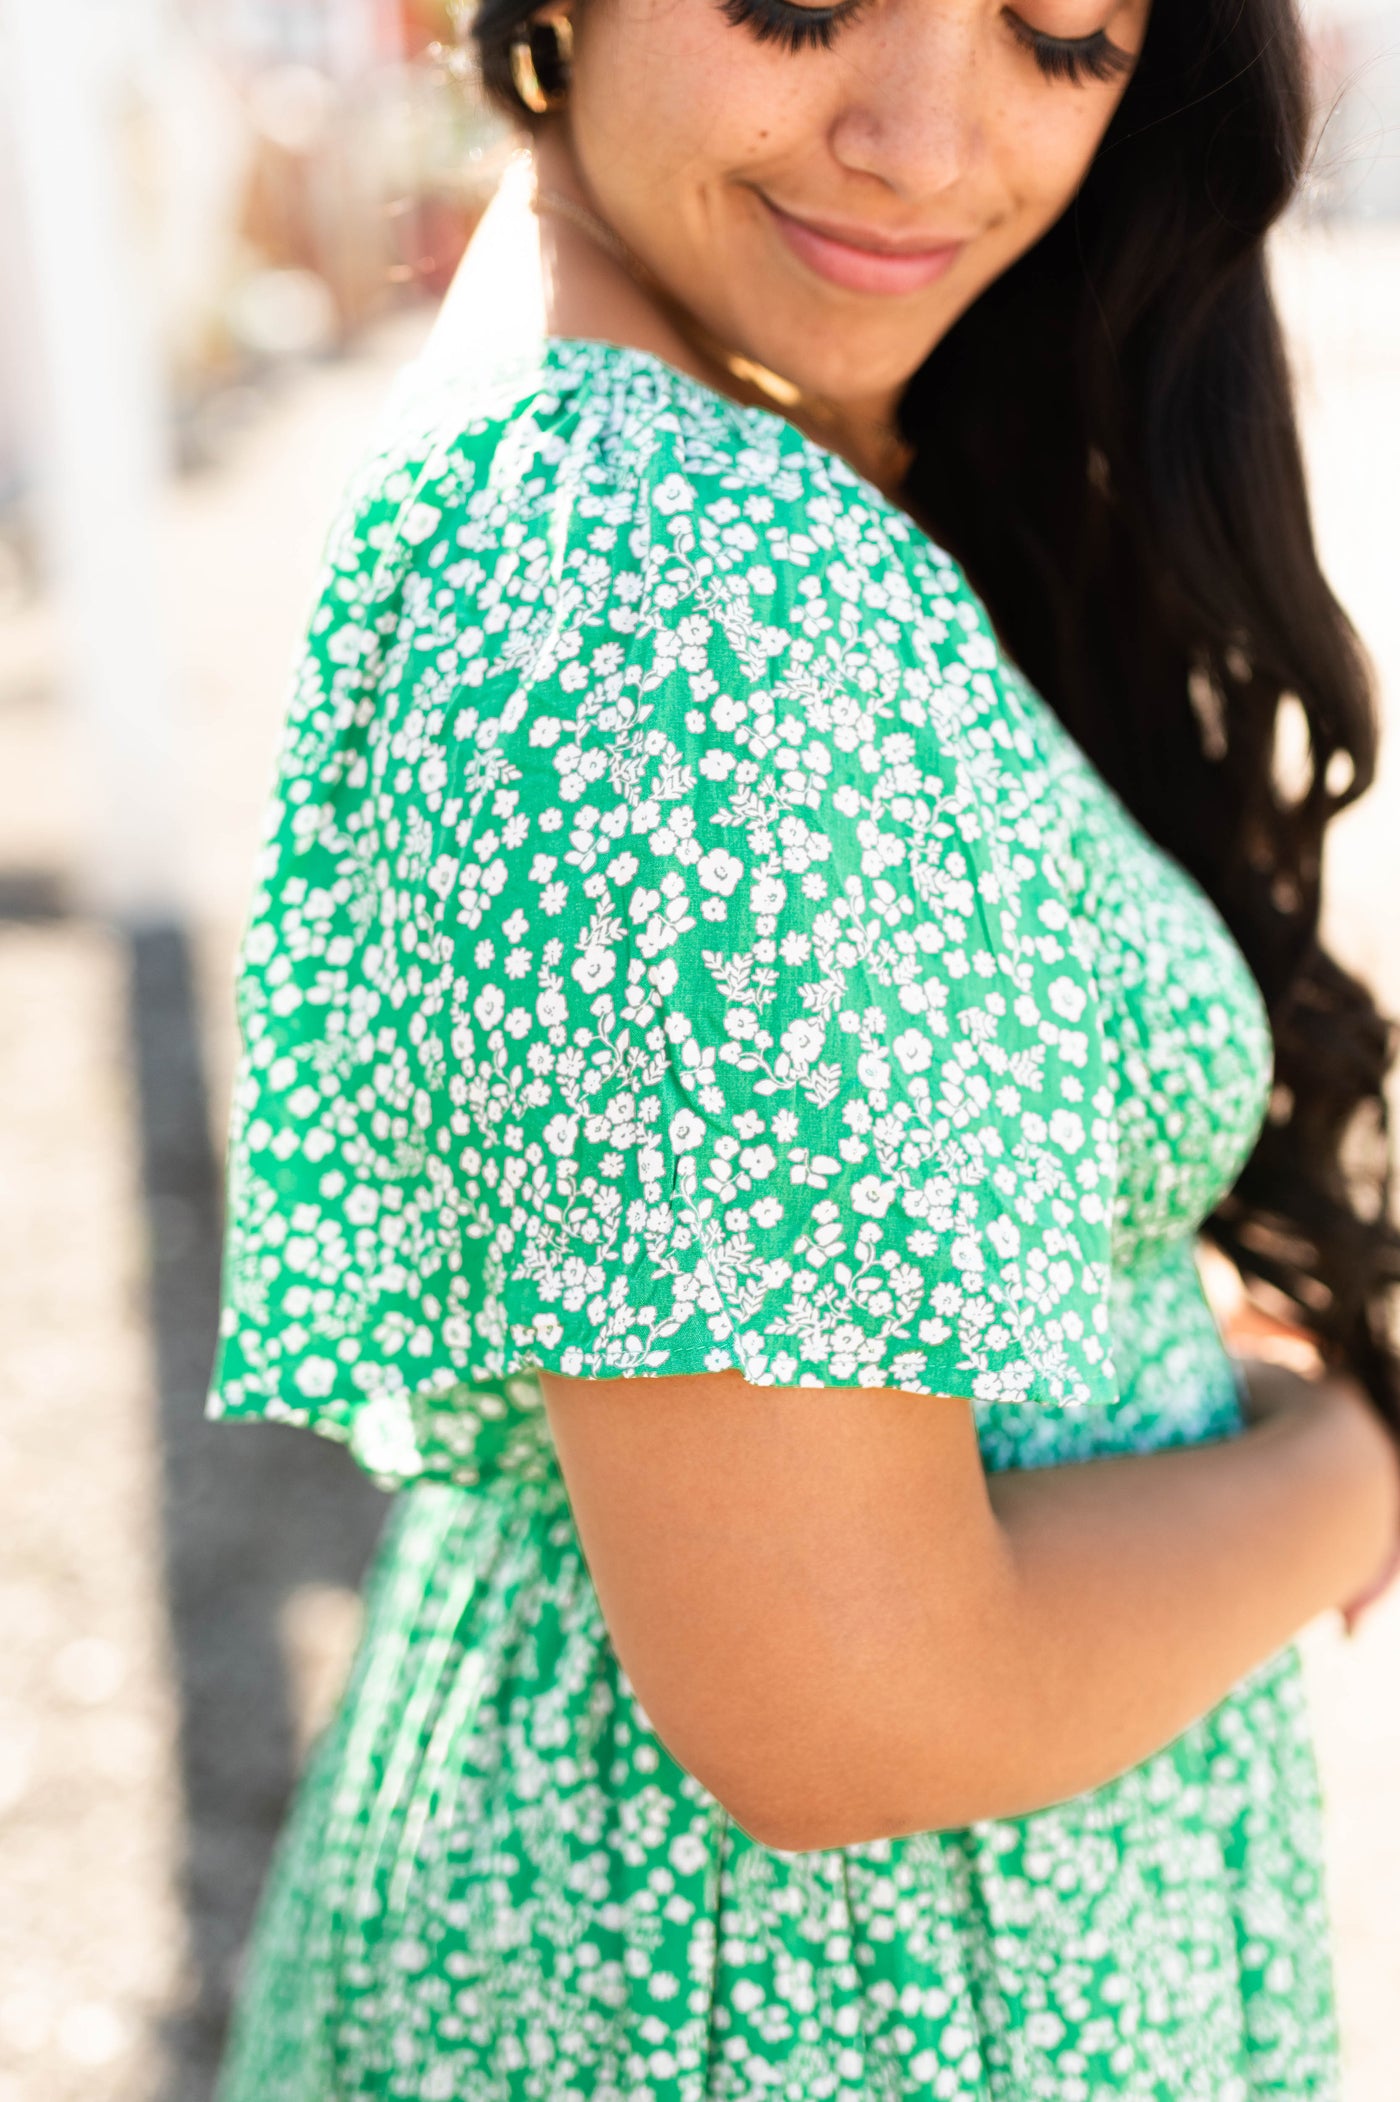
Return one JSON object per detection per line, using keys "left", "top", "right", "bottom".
{"left": 0, "top": 0, "right": 507, "bottom": 523}
{"left": 0, "top": 0, "right": 510, "bottom": 925}
{"left": 190, "top": 0, "right": 509, "bottom": 335}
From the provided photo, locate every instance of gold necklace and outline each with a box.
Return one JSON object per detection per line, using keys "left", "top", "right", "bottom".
{"left": 528, "top": 183, "right": 913, "bottom": 488}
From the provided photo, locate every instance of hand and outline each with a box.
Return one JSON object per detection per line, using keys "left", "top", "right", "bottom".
{"left": 1234, "top": 1354, "right": 1400, "bottom": 1639}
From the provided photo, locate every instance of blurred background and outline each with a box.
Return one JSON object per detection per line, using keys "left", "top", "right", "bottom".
{"left": 0, "top": 1, "right": 1397, "bottom": 2097}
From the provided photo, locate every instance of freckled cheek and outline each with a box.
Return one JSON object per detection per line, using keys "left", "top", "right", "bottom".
{"left": 577, "top": 14, "right": 781, "bottom": 192}
{"left": 995, "top": 99, "right": 1113, "bottom": 227}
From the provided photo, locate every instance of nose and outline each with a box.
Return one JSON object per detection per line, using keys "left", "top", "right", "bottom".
{"left": 829, "top": 1, "right": 985, "bottom": 200}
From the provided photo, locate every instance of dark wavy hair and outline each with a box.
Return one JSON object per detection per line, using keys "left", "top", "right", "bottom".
{"left": 469, "top": 0, "right": 1400, "bottom": 1434}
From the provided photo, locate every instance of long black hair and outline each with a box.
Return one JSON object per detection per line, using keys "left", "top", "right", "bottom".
{"left": 469, "top": 0, "right": 1400, "bottom": 1435}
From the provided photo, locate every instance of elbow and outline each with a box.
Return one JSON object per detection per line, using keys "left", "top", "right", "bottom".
{"left": 659, "top": 1645, "right": 1033, "bottom": 1849}
{"left": 626, "top": 1571, "right": 1025, "bottom": 1852}
{"left": 730, "top": 1803, "right": 855, "bottom": 1853}
{"left": 699, "top": 1773, "right": 848, "bottom": 1855}
{"left": 714, "top": 1778, "right": 954, "bottom": 1855}
{"left": 703, "top": 1765, "right": 826, "bottom": 1852}
{"left": 673, "top": 1734, "right": 972, "bottom": 1856}
{"left": 649, "top": 1717, "right": 860, "bottom": 1853}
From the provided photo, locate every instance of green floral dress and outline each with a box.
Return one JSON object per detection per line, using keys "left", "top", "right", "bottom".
{"left": 206, "top": 335, "right": 1343, "bottom": 2099}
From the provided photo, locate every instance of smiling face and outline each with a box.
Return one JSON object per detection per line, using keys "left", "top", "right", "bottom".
{"left": 536, "top": 0, "right": 1152, "bottom": 420}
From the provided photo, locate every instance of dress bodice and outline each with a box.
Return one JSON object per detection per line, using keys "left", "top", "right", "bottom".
{"left": 206, "top": 333, "right": 1271, "bottom": 1492}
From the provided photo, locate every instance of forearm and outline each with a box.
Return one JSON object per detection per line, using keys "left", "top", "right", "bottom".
{"left": 930, "top": 1404, "right": 1382, "bottom": 1829}
{"left": 782, "top": 1399, "right": 1391, "bottom": 1855}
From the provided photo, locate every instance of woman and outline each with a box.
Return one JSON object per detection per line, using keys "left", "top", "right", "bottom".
{"left": 204, "top": 0, "right": 1400, "bottom": 2089}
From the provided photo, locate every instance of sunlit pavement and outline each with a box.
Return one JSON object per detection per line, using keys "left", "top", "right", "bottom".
{"left": 0, "top": 225, "right": 1396, "bottom": 2101}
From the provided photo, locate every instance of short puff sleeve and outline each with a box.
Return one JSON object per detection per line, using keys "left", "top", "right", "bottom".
{"left": 205, "top": 344, "right": 1123, "bottom": 1493}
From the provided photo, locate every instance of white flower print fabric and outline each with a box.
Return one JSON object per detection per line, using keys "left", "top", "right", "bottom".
{"left": 208, "top": 336, "right": 1171, "bottom": 1478}
{"left": 206, "top": 338, "right": 1343, "bottom": 2101}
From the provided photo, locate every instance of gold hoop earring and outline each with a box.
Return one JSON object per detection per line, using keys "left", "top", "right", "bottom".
{"left": 510, "top": 12, "right": 573, "bottom": 115}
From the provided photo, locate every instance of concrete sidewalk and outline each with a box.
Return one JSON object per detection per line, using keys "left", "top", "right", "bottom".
{"left": 0, "top": 229, "right": 1397, "bottom": 2102}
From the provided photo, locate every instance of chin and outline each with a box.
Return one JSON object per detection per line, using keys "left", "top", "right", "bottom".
{"left": 728, "top": 289, "right": 936, "bottom": 391}
{"left": 758, "top": 329, "right": 936, "bottom": 407}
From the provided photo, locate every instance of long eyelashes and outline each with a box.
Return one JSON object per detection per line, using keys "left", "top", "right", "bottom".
{"left": 718, "top": 0, "right": 1136, "bottom": 84}
{"left": 1004, "top": 10, "right": 1135, "bottom": 82}
{"left": 718, "top": 0, "right": 872, "bottom": 51}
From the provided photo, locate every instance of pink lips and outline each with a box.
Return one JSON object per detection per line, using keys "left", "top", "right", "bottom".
{"left": 758, "top": 192, "right": 967, "bottom": 296}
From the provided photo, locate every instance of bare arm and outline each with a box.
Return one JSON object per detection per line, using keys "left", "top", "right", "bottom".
{"left": 539, "top": 1361, "right": 1399, "bottom": 1853}
{"left": 979, "top": 1369, "right": 1398, "bottom": 1823}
